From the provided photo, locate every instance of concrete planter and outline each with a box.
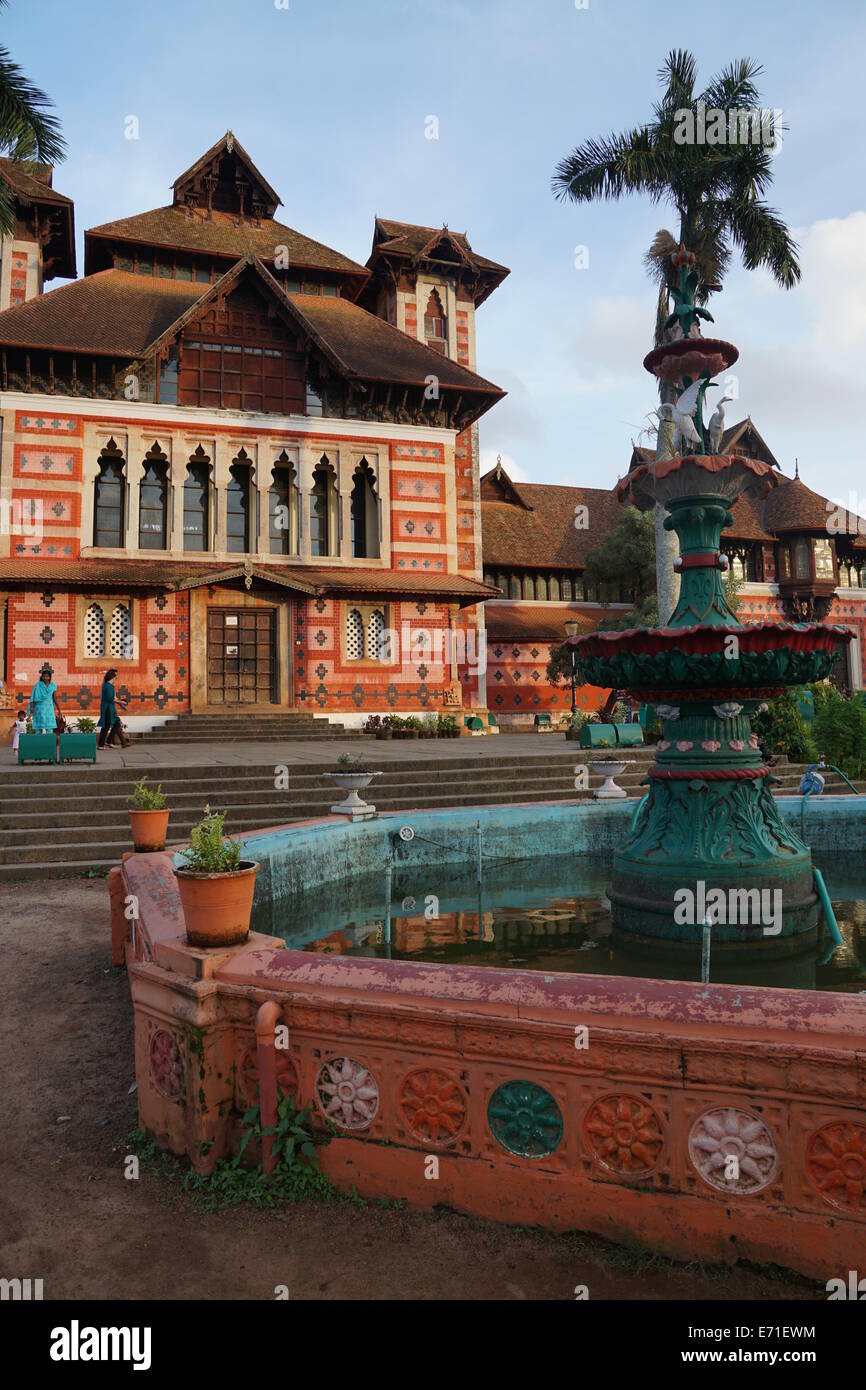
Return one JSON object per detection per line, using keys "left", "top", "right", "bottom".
{"left": 591, "top": 760, "right": 630, "bottom": 799}
{"left": 174, "top": 860, "right": 260, "bottom": 948}
{"left": 323, "top": 770, "right": 382, "bottom": 819}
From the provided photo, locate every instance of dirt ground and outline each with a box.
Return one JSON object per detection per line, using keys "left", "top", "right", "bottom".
{"left": 0, "top": 878, "right": 821, "bottom": 1302}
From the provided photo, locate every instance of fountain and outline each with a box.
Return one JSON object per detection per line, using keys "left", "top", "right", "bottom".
{"left": 568, "top": 248, "right": 852, "bottom": 957}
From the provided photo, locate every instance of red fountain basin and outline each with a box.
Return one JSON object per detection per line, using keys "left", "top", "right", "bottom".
{"left": 643, "top": 337, "right": 739, "bottom": 385}
{"left": 569, "top": 621, "right": 852, "bottom": 702}
{"left": 619, "top": 453, "right": 779, "bottom": 509}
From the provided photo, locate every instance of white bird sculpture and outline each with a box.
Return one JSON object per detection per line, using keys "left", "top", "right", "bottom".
{"left": 656, "top": 378, "right": 717, "bottom": 454}
{"left": 707, "top": 396, "right": 732, "bottom": 454}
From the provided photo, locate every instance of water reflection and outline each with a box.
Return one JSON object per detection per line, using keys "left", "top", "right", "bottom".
{"left": 249, "top": 853, "right": 866, "bottom": 995}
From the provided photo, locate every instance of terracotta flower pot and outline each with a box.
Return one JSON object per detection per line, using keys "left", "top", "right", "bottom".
{"left": 174, "top": 860, "right": 260, "bottom": 948}
{"left": 128, "top": 808, "right": 170, "bottom": 852}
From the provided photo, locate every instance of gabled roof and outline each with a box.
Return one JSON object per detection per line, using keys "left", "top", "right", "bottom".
{"left": 485, "top": 601, "right": 626, "bottom": 642}
{"left": 763, "top": 473, "right": 836, "bottom": 534}
{"left": 172, "top": 131, "right": 281, "bottom": 213}
{"left": 721, "top": 416, "right": 779, "bottom": 468}
{"left": 367, "top": 217, "right": 509, "bottom": 306}
{"left": 480, "top": 463, "right": 533, "bottom": 509}
{"left": 0, "top": 157, "right": 76, "bottom": 281}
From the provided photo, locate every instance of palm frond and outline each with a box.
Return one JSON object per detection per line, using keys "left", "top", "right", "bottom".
{"left": 728, "top": 197, "right": 801, "bottom": 287}
{"left": 552, "top": 128, "right": 662, "bottom": 203}
{"left": 701, "top": 57, "right": 763, "bottom": 113}
{"left": 0, "top": 45, "right": 66, "bottom": 167}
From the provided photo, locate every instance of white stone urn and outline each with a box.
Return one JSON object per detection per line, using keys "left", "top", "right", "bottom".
{"left": 323, "top": 770, "right": 382, "bottom": 819}
{"left": 590, "top": 760, "right": 630, "bottom": 800}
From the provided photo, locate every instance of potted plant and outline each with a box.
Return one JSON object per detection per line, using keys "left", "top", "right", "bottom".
{"left": 323, "top": 754, "right": 382, "bottom": 819}
{"left": 363, "top": 714, "right": 381, "bottom": 737}
{"left": 127, "top": 775, "right": 170, "bottom": 852}
{"left": 437, "top": 714, "right": 460, "bottom": 738}
{"left": 173, "top": 806, "right": 259, "bottom": 948}
{"left": 421, "top": 714, "right": 438, "bottom": 739}
{"left": 404, "top": 716, "right": 422, "bottom": 739}
{"left": 389, "top": 714, "right": 406, "bottom": 739}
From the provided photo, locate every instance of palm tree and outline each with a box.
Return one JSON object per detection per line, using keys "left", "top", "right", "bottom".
{"left": 553, "top": 51, "right": 800, "bottom": 620}
{"left": 0, "top": 0, "right": 66, "bottom": 237}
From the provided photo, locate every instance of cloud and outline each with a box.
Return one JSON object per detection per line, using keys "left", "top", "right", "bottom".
{"left": 800, "top": 211, "right": 866, "bottom": 350}
{"left": 565, "top": 295, "right": 655, "bottom": 385}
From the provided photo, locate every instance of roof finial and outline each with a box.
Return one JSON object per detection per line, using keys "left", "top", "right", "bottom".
{"left": 794, "top": 456, "right": 799, "bottom": 479}
{"left": 495, "top": 453, "right": 502, "bottom": 480}
{"left": 226, "top": 130, "right": 235, "bottom": 153}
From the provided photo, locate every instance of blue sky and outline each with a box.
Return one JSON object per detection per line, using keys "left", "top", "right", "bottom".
{"left": 6, "top": 0, "right": 866, "bottom": 505}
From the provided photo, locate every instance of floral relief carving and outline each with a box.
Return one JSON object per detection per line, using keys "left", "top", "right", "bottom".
{"left": 236, "top": 1041, "right": 299, "bottom": 1111}
{"left": 398, "top": 1068, "right": 468, "bottom": 1146}
{"left": 805, "top": 1121, "right": 866, "bottom": 1212}
{"left": 316, "top": 1057, "right": 379, "bottom": 1131}
{"left": 488, "top": 1080, "right": 563, "bottom": 1159}
{"left": 584, "top": 1094, "right": 664, "bottom": 1177}
{"left": 688, "top": 1107, "right": 777, "bottom": 1194}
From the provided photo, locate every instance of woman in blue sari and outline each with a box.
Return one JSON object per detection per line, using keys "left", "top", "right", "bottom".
{"left": 28, "top": 664, "right": 62, "bottom": 733}
{"left": 98, "top": 668, "right": 130, "bottom": 749}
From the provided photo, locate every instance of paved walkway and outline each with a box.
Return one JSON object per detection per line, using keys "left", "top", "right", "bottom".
{"left": 6, "top": 732, "right": 602, "bottom": 772}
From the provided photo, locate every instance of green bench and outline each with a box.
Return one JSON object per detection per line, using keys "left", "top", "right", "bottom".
{"left": 615, "top": 723, "right": 644, "bottom": 747}
{"left": 579, "top": 723, "right": 617, "bottom": 749}
{"left": 534, "top": 713, "right": 553, "bottom": 731}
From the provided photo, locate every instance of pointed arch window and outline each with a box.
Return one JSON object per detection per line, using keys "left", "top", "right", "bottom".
{"left": 139, "top": 442, "right": 169, "bottom": 550}
{"left": 522, "top": 575, "right": 535, "bottom": 600}
{"left": 423, "top": 289, "right": 447, "bottom": 354}
{"left": 311, "top": 456, "right": 338, "bottom": 557}
{"left": 535, "top": 574, "right": 548, "bottom": 601}
{"left": 183, "top": 446, "right": 211, "bottom": 552}
{"left": 350, "top": 459, "right": 379, "bottom": 558}
{"left": 226, "top": 447, "right": 253, "bottom": 553}
{"left": 93, "top": 440, "right": 126, "bottom": 548}
{"left": 269, "top": 450, "right": 299, "bottom": 555}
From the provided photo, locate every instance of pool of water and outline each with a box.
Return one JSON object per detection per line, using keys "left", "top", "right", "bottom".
{"left": 249, "top": 850, "right": 866, "bottom": 994}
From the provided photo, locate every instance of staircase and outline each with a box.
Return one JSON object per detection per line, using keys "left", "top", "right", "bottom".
{"left": 0, "top": 749, "right": 860, "bottom": 881}
{"left": 134, "top": 713, "right": 351, "bottom": 743}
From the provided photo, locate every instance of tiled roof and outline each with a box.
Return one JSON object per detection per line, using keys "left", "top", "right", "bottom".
{"left": 763, "top": 474, "right": 837, "bottom": 534}
{"left": 0, "top": 157, "right": 73, "bottom": 206}
{"left": 172, "top": 132, "right": 281, "bottom": 212}
{"left": 0, "top": 558, "right": 496, "bottom": 605}
{"left": 485, "top": 601, "right": 625, "bottom": 641}
{"left": 0, "top": 269, "right": 202, "bottom": 355}
{"left": 725, "top": 492, "right": 773, "bottom": 542}
{"left": 85, "top": 205, "right": 369, "bottom": 281}
{"left": 288, "top": 291, "right": 504, "bottom": 394}
{"left": 481, "top": 474, "right": 622, "bottom": 568}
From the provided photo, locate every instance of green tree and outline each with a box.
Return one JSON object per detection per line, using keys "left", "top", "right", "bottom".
{"left": 0, "top": 0, "right": 66, "bottom": 237}
{"left": 553, "top": 51, "right": 801, "bottom": 618}
{"left": 751, "top": 690, "right": 814, "bottom": 763}
{"left": 811, "top": 686, "right": 866, "bottom": 781}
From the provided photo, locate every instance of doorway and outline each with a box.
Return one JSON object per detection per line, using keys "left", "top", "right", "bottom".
{"left": 206, "top": 607, "right": 276, "bottom": 705}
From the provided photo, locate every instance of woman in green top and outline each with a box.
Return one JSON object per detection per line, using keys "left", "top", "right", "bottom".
{"left": 28, "top": 664, "right": 62, "bottom": 733}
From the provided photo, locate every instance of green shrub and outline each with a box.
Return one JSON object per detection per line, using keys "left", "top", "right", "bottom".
{"left": 751, "top": 691, "right": 815, "bottom": 763}
{"left": 179, "top": 806, "right": 242, "bottom": 874}
{"left": 127, "top": 775, "right": 167, "bottom": 810}
{"left": 75, "top": 716, "right": 97, "bottom": 734}
{"left": 811, "top": 688, "right": 866, "bottom": 781}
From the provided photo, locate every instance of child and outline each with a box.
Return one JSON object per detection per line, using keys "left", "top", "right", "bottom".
{"left": 10, "top": 710, "right": 26, "bottom": 755}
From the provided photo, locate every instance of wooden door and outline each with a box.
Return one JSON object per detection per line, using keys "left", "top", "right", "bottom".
{"left": 206, "top": 607, "right": 276, "bottom": 705}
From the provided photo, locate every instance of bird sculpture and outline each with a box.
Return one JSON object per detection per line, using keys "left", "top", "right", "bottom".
{"left": 656, "top": 377, "right": 716, "bottom": 454}
{"left": 707, "top": 396, "right": 732, "bottom": 454}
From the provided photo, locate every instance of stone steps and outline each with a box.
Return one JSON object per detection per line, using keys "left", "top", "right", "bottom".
{"left": 0, "top": 750, "right": 856, "bottom": 880}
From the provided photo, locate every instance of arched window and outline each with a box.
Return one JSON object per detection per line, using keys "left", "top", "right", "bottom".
{"left": 839, "top": 564, "right": 851, "bottom": 588}
{"left": 794, "top": 538, "right": 811, "bottom": 580}
{"left": 350, "top": 459, "right": 379, "bottom": 558}
{"left": 184, "top": 446, "right": 211, "bottom": 552}
{"left": 561, "top": 575, "right": 573, "bottom": 601}
{"left": 269, "top": 451, "right": 299, "bottom": 556}
{"left": 311, "top": 456, "right": 337, "bottom": 557}
{"left": 423, "top": 289, "right": 447, "bottom": 354}
{"left": 732, "top": 555, "right": 745, "bottom": 580}
{"left": 522, "top": 574, "right": 535, "bottom": 600}
{"left": 139, "top": 442, "right": 168, "bottom": 550}
{"left": 346, "top": 608, "right": 364, "bottom": 660}
{"left": 536, "top": 574, "right": 548, "bottom": 601}
{"left": 509, "top": 574, "right": 521, "bottom": 599}
{"left": 549, "top": 574, "right": 561, "bottom": 600}
{"left": 93, "top": 440, "right": 126, "bottom": 548}
{"left": 226, "top": 448, "right": 253, "bottom": 553}
{"left": 109, "top": 602, "right": 132, "bottom": 659}
{"left": 84, "top": 602, "right": 106, "bottom": 657}
{"left": 367, "top": 608, "right": 388, "bottom": 661}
